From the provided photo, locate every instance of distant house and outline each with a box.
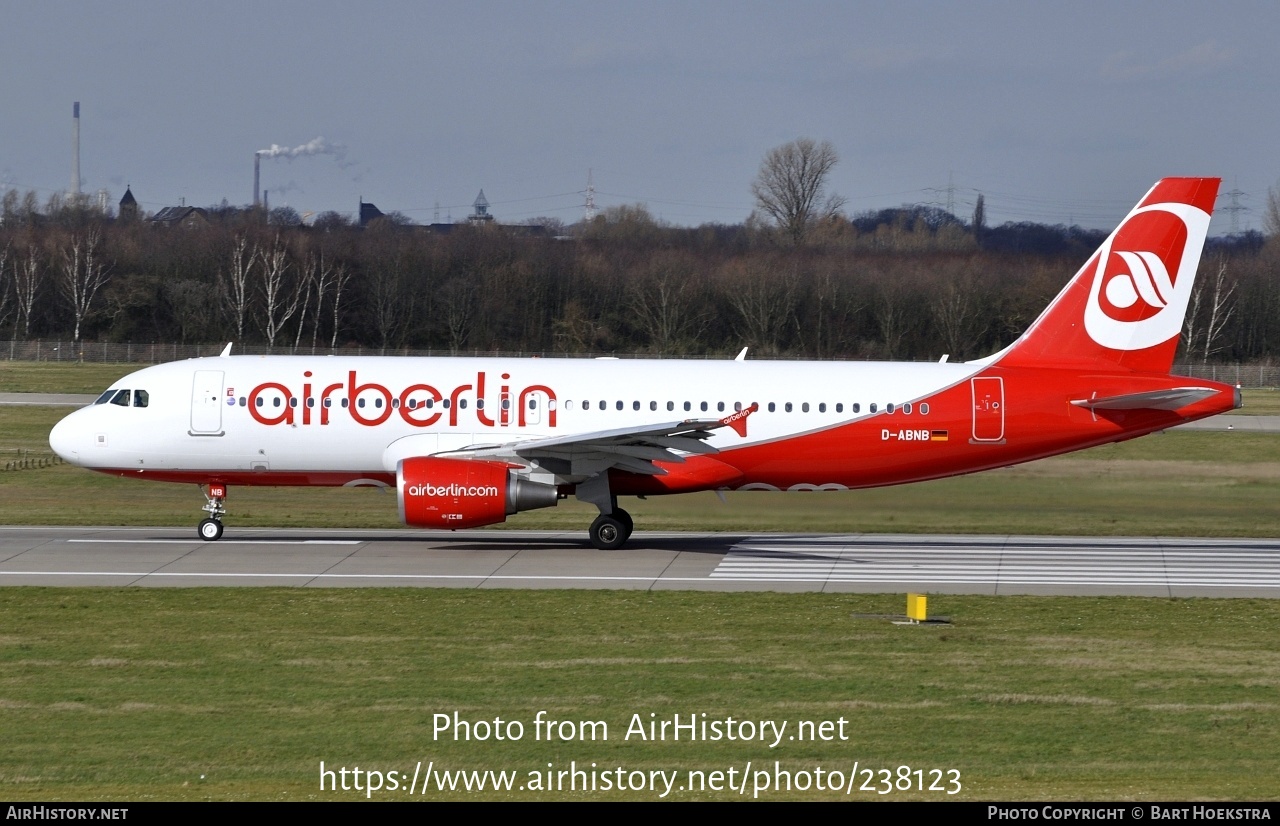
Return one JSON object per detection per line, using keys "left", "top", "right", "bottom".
{"left": 150, "top": 206, "right": 209, "bottom": 229}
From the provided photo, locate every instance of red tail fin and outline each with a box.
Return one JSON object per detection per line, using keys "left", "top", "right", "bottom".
{"left": 997, "top": 178, "right": 1219, "bottom": 374}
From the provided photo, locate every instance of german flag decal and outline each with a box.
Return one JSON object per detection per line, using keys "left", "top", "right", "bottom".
{"left": 930, "top": 430, "right": 949, "bottom": 441}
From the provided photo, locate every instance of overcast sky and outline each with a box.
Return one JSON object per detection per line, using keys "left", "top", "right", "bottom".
{"left": 3, "top": 1, "right": 1277, "bottom": 232}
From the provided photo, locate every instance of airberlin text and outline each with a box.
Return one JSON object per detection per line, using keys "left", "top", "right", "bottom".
{"left": 247, "top": 370, "right": 557, "bottom": 429}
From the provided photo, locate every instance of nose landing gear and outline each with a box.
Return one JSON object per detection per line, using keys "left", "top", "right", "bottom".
{"left": 198, "top": 483, "right": 227, "bottom": 541}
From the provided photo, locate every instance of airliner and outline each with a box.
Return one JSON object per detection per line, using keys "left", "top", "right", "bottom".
{"left": 49, "top": 178, "right": 1238, "bottom": 549}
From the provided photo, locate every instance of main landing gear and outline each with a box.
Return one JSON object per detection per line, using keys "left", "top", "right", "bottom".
{"left": 576, "top": 474, "right": 635, "bottom": 550}
{"left": 198, "top": 483, "right": 227, "bottom": 541}
{"left": 588, "top": 508, "right": 633, "bottom": 551}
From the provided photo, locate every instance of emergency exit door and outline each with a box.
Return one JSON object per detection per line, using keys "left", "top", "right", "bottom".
{"left": 190, "top": 370, "right": 225, "bottom": 434}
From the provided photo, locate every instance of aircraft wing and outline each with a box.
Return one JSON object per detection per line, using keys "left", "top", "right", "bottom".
{"left": 1070, "top": 387, "right": 1219, "bottom": 411}
{"left": 438, "top": 407, "right": 757, "bottom": 478}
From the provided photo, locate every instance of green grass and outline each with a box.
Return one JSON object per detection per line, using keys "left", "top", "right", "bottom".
{"left": 0, "top": 362, "right": 137, "bottom": 394}
{"left": 0, "top": 589, "right": 1276, "bottom": 801}
{"left": 1236, "top": 388, "right": 1280, "bottom": 415}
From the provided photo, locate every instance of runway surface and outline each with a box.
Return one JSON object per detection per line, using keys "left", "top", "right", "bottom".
{"left": 2, "top": 526, "right": 1279, "bottom": 597}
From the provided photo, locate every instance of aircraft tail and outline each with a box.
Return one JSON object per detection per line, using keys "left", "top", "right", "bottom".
{"left": 995, "top": 177, "right": 1220, "bottom": 374}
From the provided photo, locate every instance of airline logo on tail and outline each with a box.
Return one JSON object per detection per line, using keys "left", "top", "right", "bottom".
{"left": 1083, "top": 201, "right": 1212, "bottom": 352}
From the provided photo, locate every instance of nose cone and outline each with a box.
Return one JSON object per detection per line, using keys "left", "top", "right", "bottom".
{"left": 49, "top": 412, "right": 86, "bottom": 465}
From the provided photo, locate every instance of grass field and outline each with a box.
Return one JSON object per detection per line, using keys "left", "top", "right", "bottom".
{"left": 1, "top": 588, "right": 1277, "bottom": 801}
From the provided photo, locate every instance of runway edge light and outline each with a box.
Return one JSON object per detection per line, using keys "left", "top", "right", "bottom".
{"left": 907, "top": 593, "right": 927, "bottom": 623}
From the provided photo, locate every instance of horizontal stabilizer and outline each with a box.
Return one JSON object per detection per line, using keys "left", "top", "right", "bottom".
{"left": 1070, "top": 387, "right": 1218, "bottom": 411}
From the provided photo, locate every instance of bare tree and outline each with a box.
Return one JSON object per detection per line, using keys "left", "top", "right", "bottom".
{"left": 328, "top": 261, "right": 352, "bottom": 350}
{"left": 440, "top": 276, "right": 478, "bottom": 354}
{"left": 1183, "top": 258, "right": 1237, "bottom": 364}
{"left": 627, "top": 252, "right": 706, "bottom": 354}
{"left": 13, "top": 244, "right": 43, "bottom": 340}
{"left": 292, "top": 252, "right": 319, "bottom": 351}
{"left": 0, "top": 245, "right": 12, "bottom": 335}
{"left": 56, "top": 228, "right": 112, "bottom": 346}
{"left": 164, "top": 279, "right": 209, "bottom": 344}
{"left": 303, "top": 250, "right": 340, "bottom": 351}
{"left": 972, "top": 193, "right": 986, "bottom": 238}
{"left": 256, "top": 234, "right": 300, "bottom": 349}
{"left": 751, "top": 138, "right": 847, "bottom": 245}
{"left": 220, "top": 234, "right": 256, "bottom": 342}
{"left": 875, "top": 277, "right": 916, "bottom": 359}
{"left": 367, "top": 255, "right": 412, "bottom": 352}
{"left": 932, "top": 273, "right": 989, "bottom": 360}
{"left": 1264, "top": 183, "right": 1280, "bottom": 237}
{"left": 722, "top": 258, "right": 798, "bottom": 354}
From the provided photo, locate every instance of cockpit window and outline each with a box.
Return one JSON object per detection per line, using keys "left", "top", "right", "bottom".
{"left": 94, "top": 390, "right": 116, "bottom": 405}
{"left": 133, "top": 389, "right": 149, "bottom": 408}
{"left": 109, "top": 389, "right": 131, "bottom": 407}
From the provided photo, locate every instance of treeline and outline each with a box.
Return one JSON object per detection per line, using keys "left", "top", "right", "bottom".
{"left": 0, "top": 195, "right": 1277, "bottom": 363}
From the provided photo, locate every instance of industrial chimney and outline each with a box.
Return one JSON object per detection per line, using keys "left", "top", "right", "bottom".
{"left": 253, "top": 153, "right": 260, "bottom": 207}
{"left": 71, "top": 102, "right": 81, "bottom": 196}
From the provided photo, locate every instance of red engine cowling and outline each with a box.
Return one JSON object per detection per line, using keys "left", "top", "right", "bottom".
{"left": 397, "top": 457, "right": 558, "bottom": 529}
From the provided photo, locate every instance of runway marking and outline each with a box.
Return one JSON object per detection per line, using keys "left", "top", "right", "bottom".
{"left": 712, "top": 538, "right": 1280, "bottom": 587}
{"left": 66, "top": 539, "right": 362, "bottom": 546}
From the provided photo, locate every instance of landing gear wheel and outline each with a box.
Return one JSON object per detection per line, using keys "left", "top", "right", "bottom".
{"left": 614, "top": 508, "right": 634, "bottom": 542}
{"left": 589, "top": 513, "right": 629, "bottom": 551}
{"left": 198, "top": 518, "right": 224, "bottom": 542}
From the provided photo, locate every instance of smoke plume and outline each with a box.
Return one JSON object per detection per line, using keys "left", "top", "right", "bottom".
{"left": 257, "top": 137, "right": 348, "bottom": 163}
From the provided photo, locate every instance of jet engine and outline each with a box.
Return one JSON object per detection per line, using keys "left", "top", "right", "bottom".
{"left": 397, "top": 457, "right": 558, "bottom": 529}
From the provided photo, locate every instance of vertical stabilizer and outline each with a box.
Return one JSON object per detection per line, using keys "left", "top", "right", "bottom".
{"left": 996, "top": 178, "right": 1219, "bottom": 374}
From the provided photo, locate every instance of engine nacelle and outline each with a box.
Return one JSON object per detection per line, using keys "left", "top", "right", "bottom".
{"left": 397, "top": 457, "right": 558, "bottom": 529}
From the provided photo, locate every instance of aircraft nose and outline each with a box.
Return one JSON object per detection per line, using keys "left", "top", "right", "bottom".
{"left": 49, "top": 413, "right": 86, "bottom": 465}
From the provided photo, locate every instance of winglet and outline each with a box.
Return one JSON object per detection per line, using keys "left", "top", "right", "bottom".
{"left": 219, "top": 342, "right": 233, "bottom": 357}
{"left": 719, "top": 403, "right": 758, "bottom": 437}
{"left": 735, "top": 347, "right": 748, "bottom": 362}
